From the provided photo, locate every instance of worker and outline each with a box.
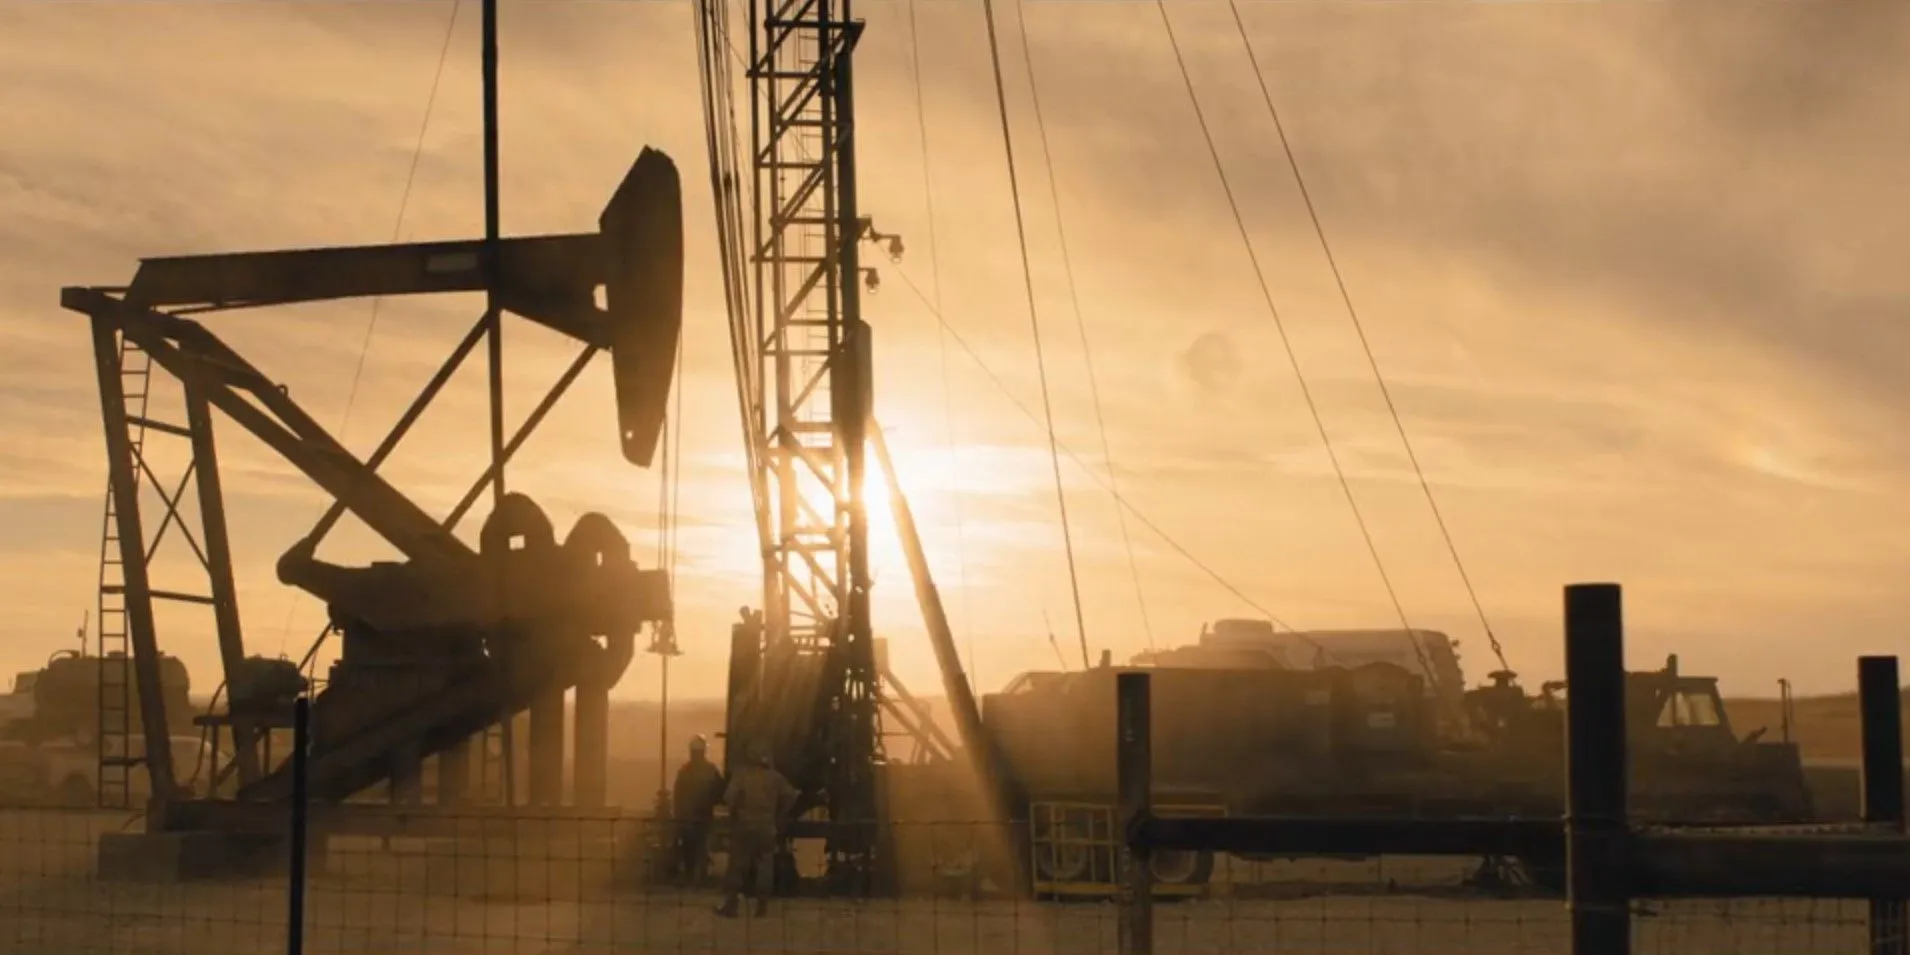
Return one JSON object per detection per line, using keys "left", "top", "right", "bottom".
{"left": 672, "top": 735, "right": 725, "bottom": 885}
{"left": 715, "top": 741, "right": 799, "bottom": 918}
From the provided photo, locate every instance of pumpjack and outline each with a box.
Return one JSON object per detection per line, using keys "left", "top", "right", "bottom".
{"left": 66, "top": 147, "right": 685, "bottom": 872}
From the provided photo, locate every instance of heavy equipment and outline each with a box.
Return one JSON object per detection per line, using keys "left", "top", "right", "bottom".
{"left": 972, "top": 640, "right": 1814, "bottom": 897}
{"left": 1457, "top": 654, "right": 1813, "bottom": 820}
{"left": 0, "top": 651, "right": 205, "bottom": 806}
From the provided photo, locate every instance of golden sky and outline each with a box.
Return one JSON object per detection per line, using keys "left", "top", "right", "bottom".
{"left": 2, "top": 1, "right": 1907, "bottom": 704}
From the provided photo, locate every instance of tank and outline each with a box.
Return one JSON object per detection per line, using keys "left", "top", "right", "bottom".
{"left": 0, "top": 651, "right": 203, "bottom": 805}
{"left": 981, "top": 660, "right": 1433, "bottom": 808}
{"left": 1176, "top": 623, "right": 1468, "bottom": 711}
{"left": 4, "top": 651, "right": 195, "bottom": 744}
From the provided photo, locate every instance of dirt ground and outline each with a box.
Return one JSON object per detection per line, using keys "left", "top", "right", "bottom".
{"left": 0, "top": 808, "right": 1873, "bottom": 955}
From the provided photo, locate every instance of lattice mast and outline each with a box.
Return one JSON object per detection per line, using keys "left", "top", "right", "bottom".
{"left": 747, "top": 0, "right": 883, "bottom": 883}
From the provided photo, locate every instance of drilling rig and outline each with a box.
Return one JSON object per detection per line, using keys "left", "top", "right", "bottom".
{"left": 700, "top": 0, "right": 892, "bottom": 895}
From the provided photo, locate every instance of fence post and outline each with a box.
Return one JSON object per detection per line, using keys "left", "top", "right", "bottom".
{"left": 1859, "top": 655, "right": 1906, "bottom": 955}
{"left": 1117, "top": 671, "right": 1153, "bottom": 955}
{"left": 288, "top": 695, "right": 310, "bottom": 955}
{"left": 1564, "top": 583, "right": 1630, "bottom": 955}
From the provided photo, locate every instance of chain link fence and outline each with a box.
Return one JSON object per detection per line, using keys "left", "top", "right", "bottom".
{"left": 0, "top": 804, "right": 1894, "bottom": 955}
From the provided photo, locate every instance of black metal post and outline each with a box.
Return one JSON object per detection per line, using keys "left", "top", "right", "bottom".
{"left": 1564, "top": 583, "right": 1630, "bottom": 955}
{"left": 1860, "top": 656, "right": 1906, "bottom": 955}
{"left": 479, "top": 0, "right": 511, "bottom": 814}
{"left": 288, "top": 695, "right": 311, "bottom": 955}
{"left": 1116, "top": 671, "right": 1153, "bottom": 955}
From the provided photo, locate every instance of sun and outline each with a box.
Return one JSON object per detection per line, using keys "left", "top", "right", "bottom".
{"left": 863, "top": 464, "right": 908, "bottom": 578}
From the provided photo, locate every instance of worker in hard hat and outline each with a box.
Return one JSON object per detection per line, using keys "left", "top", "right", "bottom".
{"left": 715, "top": 741, "right": 799, "bottom": 918}
{"left": 671, "top": 735, "right": 726, "bottom": 886}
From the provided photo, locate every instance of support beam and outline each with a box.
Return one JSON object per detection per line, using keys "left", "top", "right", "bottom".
{"left": 185, "top": 385, "right": 261, "bottom": 785}
{"left": 306, "top": 315, "right": 489, "bottom": 550}
{"left": 67, "top": 288, "right": 476, "bottom": 570}
{"left": 438, "top": 739, "right": 471, "bottom": 807}
{"left": 390, "top": 741, "right": 424, "bottom": 806}
{"left": 90, "top": 319, "right": 176, "bottom": 807}
{"left": 574, "top": 680, "right": 609, "bottom": 809}
{"left": 528, "top": 689, "right": 565, "bottom": 807}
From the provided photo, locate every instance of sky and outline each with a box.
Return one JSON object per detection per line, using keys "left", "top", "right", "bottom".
{"left": 1, "top": 0, "right": 1907, "bottom": 705}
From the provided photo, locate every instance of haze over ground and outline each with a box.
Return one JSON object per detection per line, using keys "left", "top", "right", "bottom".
{"left": 2, "top": 2, "right": 1908, "bottom": 704}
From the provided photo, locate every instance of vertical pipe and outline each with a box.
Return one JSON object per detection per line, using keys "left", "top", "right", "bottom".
{"left": 481, "top": 0, "right": 503, "bottom": 502}
{"left": 288, "top": 695, "right": 310, "bottom": 955}
{"left": 575, "top": 680, "right": 609, "bottom": 809}
{"left": 480, "top": 0, "right": 511, "bottom": 814}
{"left": 501, "top": 717, "right": 517, "bottom": 807}
{"left": 1116, "top": 672, "right": 1153, "bottom": 955}
{"left": 726, "top": 614, "right": 761, "bottom": 780}
{"left": 1563, "top": 583, "right": 1630, "bottom": 955}
{"left": 481, "top": 0, "right": 500, "bottom": 250}
{"left": 1859, "top": 656, "right": 1906, "bottom": 955}
{"left": 1780, "top": 678, "right": 1794, "bottom": 744}
{"left": 390, "top": 741, "right": 423, "bottom": 806}
{"left": 439, "top": 738, "right": 470, "bottom": 807}
{"left": 832, "top": 15, "right": 879, "bottom": 870}
{"left": 529, "top": 689, "right": 564, "bottom": 807}
{"left": 659, "top": 652, "right": 671, "bottom": 807}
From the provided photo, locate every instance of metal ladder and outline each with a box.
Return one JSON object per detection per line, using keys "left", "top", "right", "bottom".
{"left": 94, "top": 334, "right": 154, "bottom": 810}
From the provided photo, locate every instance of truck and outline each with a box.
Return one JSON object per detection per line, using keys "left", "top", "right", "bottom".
{"left": 0, "top": 651, "right": 208, "bottom": 806}
{"left": 980, "top": 638, "right": 1813, "bottom": 897}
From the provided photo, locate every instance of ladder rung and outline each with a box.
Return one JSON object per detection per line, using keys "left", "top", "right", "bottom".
{"left": 127, "top": 415, "right": 191, "bottom": 438}
{"left": 100, "top": 586, "right": 215, "bottom": 606}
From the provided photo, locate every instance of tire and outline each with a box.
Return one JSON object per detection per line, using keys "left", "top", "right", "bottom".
{"left": 1148, "top": 848, "right": 1215, "bottom": 887}
{"left": 1516, "top": 853, "right": 1565, "bottom": 894}
{"left": 1032, "top": 816, "right": 1092, "bottom": 884}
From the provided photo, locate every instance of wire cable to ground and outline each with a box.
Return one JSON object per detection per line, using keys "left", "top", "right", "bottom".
{"left": 891, "top": 265, "right": 1293, "bottom": 633}
{"left": 1151, "top": 1, "right": 1419, "bottom": 677}
{"left": 1226, "top": 0, "right": 1508, "bottom": 674}
{"left": 276, "top": 1, "right": 463, "bottom": 661}
{"left": 978, "top": 0, "right": 1094, "bottom": 670}
{"left": 1009, "top": 1, "right": 1156, "bottom": 651}
{"left": 905, "top": 0, "right": 981, "bottom": 688}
